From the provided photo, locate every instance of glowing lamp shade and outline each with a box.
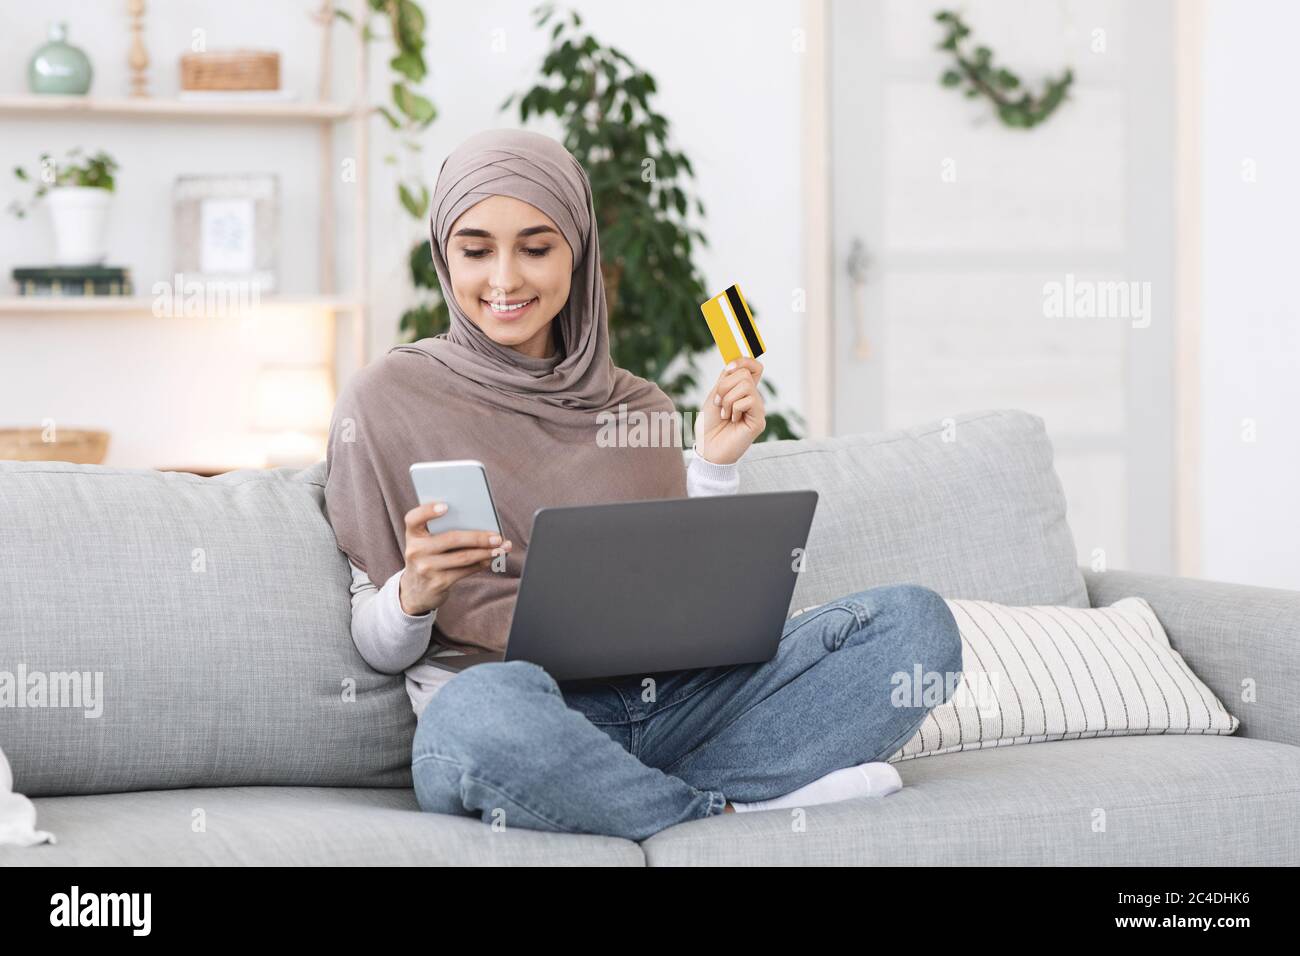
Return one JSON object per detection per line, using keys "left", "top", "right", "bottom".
{"left": 253, "top": 365, "right": 334, "bottom": 467}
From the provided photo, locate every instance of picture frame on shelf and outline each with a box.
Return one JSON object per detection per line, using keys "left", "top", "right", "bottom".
{"left": 172, "top": 174, "right": 278, "bottom": 293}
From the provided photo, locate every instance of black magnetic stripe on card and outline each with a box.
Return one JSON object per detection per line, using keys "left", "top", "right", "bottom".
{"left": 725, "top": 285, "right": 763, "bottom": 358}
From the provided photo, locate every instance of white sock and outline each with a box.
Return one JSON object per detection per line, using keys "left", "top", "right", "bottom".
{"left": 730, "top": 762, "right": 902, "bottom": 813}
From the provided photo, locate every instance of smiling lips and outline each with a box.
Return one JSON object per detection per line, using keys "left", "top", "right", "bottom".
{"left": 483, "top": 296, "right": 538, "bottom": 320}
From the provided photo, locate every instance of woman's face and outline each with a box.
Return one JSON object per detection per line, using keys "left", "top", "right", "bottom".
{"left": 445, "top": 195, "right": 574, "bottom": 359}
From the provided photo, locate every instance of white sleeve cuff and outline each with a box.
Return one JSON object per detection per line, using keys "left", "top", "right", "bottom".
{"left": 687, "top": 444, "right": 740, "bottom": 496}
{"left": 385, "top": 568, "right": 436, "bottom": 623}
{"left": 348, "top": 565, "right": 437, "bottom": 674}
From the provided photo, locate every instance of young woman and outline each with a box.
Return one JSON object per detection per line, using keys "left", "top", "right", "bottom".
{"left": 325, "top": 128, "right": 962, "bottom": 841}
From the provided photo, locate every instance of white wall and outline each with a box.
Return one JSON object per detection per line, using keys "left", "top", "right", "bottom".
{"left": 1200, "top": 0, "right": 1300, "bottom": 589}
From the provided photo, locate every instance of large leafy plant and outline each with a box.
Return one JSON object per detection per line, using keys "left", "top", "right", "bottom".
{"left": 336, "top": 1, "right": 449, "bottom": 336}
{"left": 337, "top": 1, "right": 437, "bottom": 214}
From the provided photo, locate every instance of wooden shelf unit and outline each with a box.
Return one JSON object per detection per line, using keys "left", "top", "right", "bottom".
{"left": 0, "top": 94, "right": 357, "bottom": 123}
{"left": 1, "top": 0, "right": 371, "bottom": 372}
{"left": 0, "top": 295, "right": 362, "bottom": 314}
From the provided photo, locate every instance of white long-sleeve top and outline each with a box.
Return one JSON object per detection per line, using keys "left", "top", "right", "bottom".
{"left": 348, "top": 450, "right": 741, "bottom": 718}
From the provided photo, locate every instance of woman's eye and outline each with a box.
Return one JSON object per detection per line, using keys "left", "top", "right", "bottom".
{"left": 460, "top": 247, "right": 548, "bottom": 259}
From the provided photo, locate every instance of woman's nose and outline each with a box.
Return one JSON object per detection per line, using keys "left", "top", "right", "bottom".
{"left": 490, "top": 257, "right": 520, "bottom": 291}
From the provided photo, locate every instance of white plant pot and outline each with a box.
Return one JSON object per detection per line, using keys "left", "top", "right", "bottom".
{"left": 46, "top": 186, "right": 112, "bottom": 266}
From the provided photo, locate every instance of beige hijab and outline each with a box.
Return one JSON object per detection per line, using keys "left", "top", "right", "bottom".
{"left": 325, "top": 128, "right": 687, "bottom": 654}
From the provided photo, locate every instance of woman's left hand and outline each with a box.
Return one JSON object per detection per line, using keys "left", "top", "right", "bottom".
{"left": 694, "top": 357, "right": 766, "bottom": 465}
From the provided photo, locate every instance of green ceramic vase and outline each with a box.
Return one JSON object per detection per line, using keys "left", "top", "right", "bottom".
{"left": 28, "top": 22, "right": 93, "bottom": 96}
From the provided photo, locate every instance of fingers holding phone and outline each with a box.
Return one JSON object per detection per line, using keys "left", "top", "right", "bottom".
{"left": 403, "top": 459, "right": 508, "bottom": 616}
{"left": 399, "top": 501, "right": 512, "bottom": 616}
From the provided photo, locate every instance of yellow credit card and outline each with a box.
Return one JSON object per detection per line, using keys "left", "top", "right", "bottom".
{"left": 700, "top": 283, "right": 765, "bottom": 364}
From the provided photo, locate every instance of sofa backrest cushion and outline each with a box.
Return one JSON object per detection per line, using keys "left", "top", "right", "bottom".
{"left": 0, "top": 460, "right": 413, "bottom": 797}
{"left": 731, "top": 410, "right": 1088, "bottom": 612}
{"left": 0, "top": 408, "right": 1083, "bottom": 797}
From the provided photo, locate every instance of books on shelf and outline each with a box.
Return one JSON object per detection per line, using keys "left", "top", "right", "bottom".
{"left": 12, "top": 266, "right": 134, "bottom": 297}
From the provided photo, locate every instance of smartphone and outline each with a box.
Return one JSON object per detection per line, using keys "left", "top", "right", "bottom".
{"left": 409, "top": 460, "right": 503, "bottom": 537}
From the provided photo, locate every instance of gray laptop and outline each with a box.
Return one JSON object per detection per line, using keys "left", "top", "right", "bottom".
{"left": 429, "top": 490, "right": 819, "bottom": 681}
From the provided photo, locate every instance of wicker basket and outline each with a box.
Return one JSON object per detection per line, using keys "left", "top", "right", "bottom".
{"left": 0, "top": 427, "right": 110, "bottom": 464}
{"left": 180, "top": 51, "right": 280, "bottom": 91}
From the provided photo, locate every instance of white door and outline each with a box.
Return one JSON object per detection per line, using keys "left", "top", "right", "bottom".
{"left": 828, "top": 0, "right": 1176, "bottom": 574}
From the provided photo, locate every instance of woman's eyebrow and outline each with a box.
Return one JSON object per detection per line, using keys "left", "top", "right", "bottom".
{"left": 452, "top": 225, "right": 559, "bottom": 239}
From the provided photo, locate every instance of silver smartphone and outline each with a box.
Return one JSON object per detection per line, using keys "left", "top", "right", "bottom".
{"left": 409, "top": 460, "right": 503, "bottom": 536}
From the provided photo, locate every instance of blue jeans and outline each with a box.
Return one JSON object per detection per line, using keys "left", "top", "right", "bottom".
{"left": 410, "top": 583, "right": 962, "bottom": 841}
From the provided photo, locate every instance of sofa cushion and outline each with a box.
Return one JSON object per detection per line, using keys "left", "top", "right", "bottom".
{"left": 0, "top": 408, "right": 1080, "bottom": 799}
{"left": 733, "top": 409, "right": 1088, "bottom": 611}
{"left": 9, "top": 736, "right": 1294, "bottom": 866}
{"left": 640, "top": 735, "right": 1300, "bottom": 865}
{"left": 0, "top": 460, "right": 413, "bottom": 797}
{"left": 0, "top": 786, "right": 642, "bottom": 866}
{"left": 888, "top": 597, "right": 1240, "bottom": 762}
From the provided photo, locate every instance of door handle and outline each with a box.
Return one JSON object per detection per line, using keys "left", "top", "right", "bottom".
{"left": 846, "top": 237, "right": 871, "bottom": 360}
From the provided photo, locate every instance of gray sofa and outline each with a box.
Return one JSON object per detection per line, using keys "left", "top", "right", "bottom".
{"left": 2, "top": 409, "right": 1296, "bottom": 866}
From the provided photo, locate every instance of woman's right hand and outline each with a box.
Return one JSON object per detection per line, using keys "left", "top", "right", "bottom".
{"left": 398, "top": 501, "right": 513, "bottom": 616}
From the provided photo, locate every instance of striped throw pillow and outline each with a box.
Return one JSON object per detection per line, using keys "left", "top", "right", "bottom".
{"left": 887, "top": 596, "right": 1239, "bottom": 762}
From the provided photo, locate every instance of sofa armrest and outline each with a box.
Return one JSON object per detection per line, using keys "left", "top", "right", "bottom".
{"left": 1083, "top": 568, "right": 1300, "bottom": 748}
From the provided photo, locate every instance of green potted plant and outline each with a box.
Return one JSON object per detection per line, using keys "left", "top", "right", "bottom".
{"left": 9, "top": 148, "right": 119, "bottom": 265}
